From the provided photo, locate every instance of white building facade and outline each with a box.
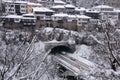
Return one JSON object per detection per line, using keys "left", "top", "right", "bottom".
{"left": 92, "top": 5, "right": 119, "bottom": 20}
{"left": 4, "top": 0, "right": 27, "bottom": 15}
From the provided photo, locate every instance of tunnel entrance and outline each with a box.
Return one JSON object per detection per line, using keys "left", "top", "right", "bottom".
{"left": 50, "top": 46, "right": 74, "bottom": 54}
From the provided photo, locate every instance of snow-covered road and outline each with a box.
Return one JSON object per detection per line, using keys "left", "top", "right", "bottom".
{"left": 53, "top": 53, "right": 95, "bottom": 76}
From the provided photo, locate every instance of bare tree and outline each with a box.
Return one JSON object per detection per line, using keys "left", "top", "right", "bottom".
{"left": 0, "top": 32, "right": 54, "bottom": 80}
{"left": 91, "top": 18, "right": 120, "bottom": 71}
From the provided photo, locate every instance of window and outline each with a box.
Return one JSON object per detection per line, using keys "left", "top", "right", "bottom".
{"left": 21, "top": 5, "right": 26, "bottom": 8}
{"left": 22, "top": 10, "right": 25, "bottom": 12}
{"left": 38, "top": 16, "right": 44, "bottom": 20}
{"left": 11, "top": 5, "right": 14, "bottom": 7}
{"left": 21, "top": 5, "right": 25, "bottom": 7}
{"left": 14, "top": 19, "right": 20, "bottom": 23}
{"left": 21, "top": 9, "right": 26, "bottom": 13}
{"left": 24, "top": 16, "right": 34, "bottom": 18}
{"left": 8, "top": 5, "right": 11, "bottom": 7}
{"left": 37, "top": 16, "right": 40, "bottom": 20}
{"left": 9, "top": 9, "right": 14, "bottom": 12}
{"left": 5, "top": 4, "right": 8, "bottom": 7}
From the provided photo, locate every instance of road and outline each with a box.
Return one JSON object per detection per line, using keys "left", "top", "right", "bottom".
{"left": 53, "top": 54, "right": 94, "bottom": 76}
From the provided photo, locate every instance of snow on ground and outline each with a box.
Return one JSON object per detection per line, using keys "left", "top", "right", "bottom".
{"left": 67, "top": 44, "right": 95, "bottom": 68}
{"left": 89, "top": 35, "right": 104, "bottom": 45}
{"left": 44, "top": 39, "right": 66, "bottom": 43}
{"left": 34, "top": 41, "right": 45, "bottom": 54}
{"left": 74, "top": 45, "right": 93, "bottom": 59}
{"left": 38, "top": 27, "right": 86, "bottom": 40}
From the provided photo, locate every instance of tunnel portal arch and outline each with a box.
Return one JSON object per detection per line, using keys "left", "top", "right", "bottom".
{"left": 50, "top": 45, "right": 74, "bottom": 54}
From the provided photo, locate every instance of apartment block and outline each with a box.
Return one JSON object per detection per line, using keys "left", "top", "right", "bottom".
{"left": 98, "top": 0, "right": 120, "bottom": 8}
{"left": 4, "top": 0, "right": 27, "bottom": 15}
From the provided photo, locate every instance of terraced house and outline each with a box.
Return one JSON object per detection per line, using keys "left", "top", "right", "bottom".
{"left": 99, "top": 0, "right": 120, "bottom": 8}
{"left": 4, "top": 0, "right": 27, "bottom": 15}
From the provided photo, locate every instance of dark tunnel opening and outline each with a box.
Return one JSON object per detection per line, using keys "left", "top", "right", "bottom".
{"left": 50, "top": 46, "right": 74, "bottom": 54}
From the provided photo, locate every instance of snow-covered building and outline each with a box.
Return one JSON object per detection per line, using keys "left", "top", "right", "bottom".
{"left": 38, "top": 0, "right": 66, "bottom": 7}
{"left": 33, "top": 7, "right": 54, "bottom": 27}
{"left": 76, "top": 15, "right": 91, "bottom": 31}
{"left": 38, "top": 0, "right": 54, "bottom": 7}
{"left": 21, "top": 13, "right": 36, "bottom": 26}
{"left": 85, "top": 9, "right": 100, "bottom": 25}
{"left": 52, "top": 13, "right": 71, "bottom": 30}
{"left": 33, "top": 7, "right": 54, "bottom": 20}
{"left": 98, "top": 0, "right": 120, "bottom": 8}
{"left": 75, "top": 0, "right": 96, "bottom": 8}
{"left": 3, "top": 14, "right": 36, "bottom": 28}
{"left": 51, "top": 5, "right": 65, "bottom": 13}
{"left": 4, "top": 0, "right": 27, "bottom": 15}
{"left": 54, "top": 0, "right": 65, "bottom": 5}
{"left": 51, "top": 4, "right": 76, "bottom": 14}
{"left": 92, "top": 5, "right": 114, "bottom": 12}
{"left": 65, "top": 4, "right": 75, "bottom": 14}
{"left": 85, "top": 9, "right": 100, "bottom": 19}
{"left": 52, "top": 13, "right": 68, "bottom": 20}
{"left": 27, "top": 2, "right": 42, "bottom": 13}
{"left": 62, "top": 0, "right": 77, "bottom": 6}
{"left": 76, "top": 15, "right": 91, "bottom": 24}
{"left": 75, "top": 7, "right": 86, "bottom": 15}
{"left": 3, "top": 15, "right": 22, "bottom": 28}
{"left": 52, "top": 13, "right": 91, "bottom": 31}
{"left": 92, "top": 5, "right": 119, "bottom": 20}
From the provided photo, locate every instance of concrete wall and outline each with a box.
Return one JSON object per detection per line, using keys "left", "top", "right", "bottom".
{"left": 4, "top": 22, "right": 22, "bottom": 29}
{"left": 36, "top": 20, "right": 46, "bottom": 28}
{"left": 53, "top": 20, "right": 77, "bottom": 31}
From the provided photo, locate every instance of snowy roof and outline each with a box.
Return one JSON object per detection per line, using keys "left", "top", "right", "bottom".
{"left": 33, "top": 7, "right": 54, "bottom": 12}
{"left": 76, "top": 15, "right": 91, "bottom": 19}
{"left": 52, "top": 13, "right": 68, "bottom": 17}
{"left": 27, "top": 2, "right": 42, "bottom": 6}
{"left": 92, "top": 5, "right": 113, "bottom": 9}
{"left": 51, "top": 5, "right": 65, "bottom": 9}
{"left": 3, "top": 0, "right": 12, "bottom": 3}
{"left": 22, "top": 13, "right": 34, "bottom": 16}
{"left": 68, "top": 15, "right": 76, "bottom": 18}
{"left": 5, "top": 15, "right": 22, "bottom": 19}
{"left": 65, "top": 4, "right": 75, "bottom": 8}
{"left": 22, "top": 17, "right": 36, "bottom": 20}
{"left": 54, "top": 0, "right": 66, "bottom": 4}
{"left": 4, "top": 0, "right": 27, "bottom": 4}
{"left": 52, "top": 13, "right": 76, "bottom": 19}
{"left": 52, "top": 13, "right": 91, "bottom": 19}
{"left": 4, "top": 14, "right": 36, "bottom": 20}
{"left": 51, "top": 4, "right": 75, "bottom": 9}
{"left": 75, "top": 7, "right": 86, "bottom": 11}
{"left": 15, "top": 1, "right": 28, "bottom": 4}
